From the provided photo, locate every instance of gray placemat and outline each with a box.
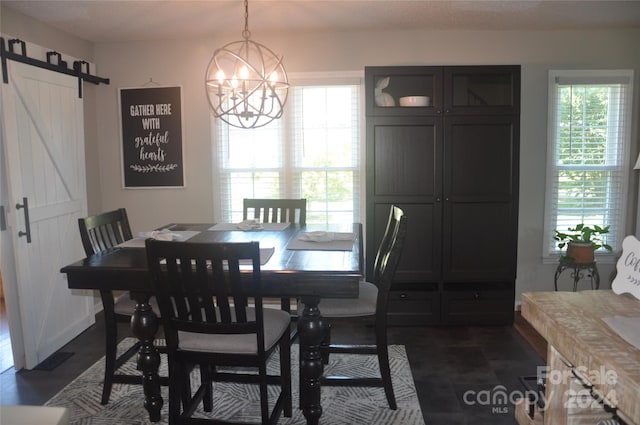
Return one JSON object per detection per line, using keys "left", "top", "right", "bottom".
{"left": 286, "top": 232, "right": 356, "bottom": 251}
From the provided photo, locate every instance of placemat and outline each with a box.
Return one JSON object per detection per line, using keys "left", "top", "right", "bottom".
{"left": 116, "top": 231, "right": 201, "bottom": 248}
{"left": 209, "top": 222, "right": 290, "bottom": 231}
{"left": 286, "top": 232, "right": 356, "bottom": 251}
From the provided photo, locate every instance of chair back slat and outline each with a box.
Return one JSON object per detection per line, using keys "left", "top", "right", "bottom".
{"left": 243, "top": 198, "right": 307, "bottom": 225}
{"left": 79, "top": 208, "right": 132, "bottom": 256}
{"left": 146, "top": 240, "right": 265, "bottom": 353}
{"left": 373, "top": 206, "right": 408, "bottom": 302}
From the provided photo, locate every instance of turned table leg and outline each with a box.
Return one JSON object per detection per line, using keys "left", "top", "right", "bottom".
{"left": 298, "top": 295, "right": 325, "bottom": 425}
{"left": 130, "top": 292, "right": 162, "bottom": 422}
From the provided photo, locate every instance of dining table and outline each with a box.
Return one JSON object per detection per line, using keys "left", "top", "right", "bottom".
{"left": 60, "top": 222, "right": 363, "bottom": 425}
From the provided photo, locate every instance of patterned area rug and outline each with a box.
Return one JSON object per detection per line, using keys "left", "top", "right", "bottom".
{"left": 46, "top": 338, "right": 425, "bottom": 424}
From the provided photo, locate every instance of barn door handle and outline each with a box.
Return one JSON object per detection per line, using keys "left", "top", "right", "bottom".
{"left": 0, "top": 205, "right": 6, "bottom": 231}
{"left": 15, "top": 197, "right": 32, "bottom": 243}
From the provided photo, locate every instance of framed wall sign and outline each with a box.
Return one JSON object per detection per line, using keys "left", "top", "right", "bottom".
{"left": 119, "top": 86, "right": 185, "bottom": 188}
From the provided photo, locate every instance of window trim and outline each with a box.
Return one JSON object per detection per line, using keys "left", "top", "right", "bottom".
{"left": 542, "top": 69, "right": 634, "bottom": 264}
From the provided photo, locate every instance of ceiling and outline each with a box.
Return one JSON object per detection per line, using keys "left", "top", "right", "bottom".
{"left": 4, "top": 0, "right": 640, "bottom": 43}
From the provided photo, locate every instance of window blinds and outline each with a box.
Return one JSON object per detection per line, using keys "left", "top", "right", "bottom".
{"left": 215, "top": 80, "right": 361, "bottom": 224}
{"left": 545, "top": 70, "right": 634, "bottom": 256}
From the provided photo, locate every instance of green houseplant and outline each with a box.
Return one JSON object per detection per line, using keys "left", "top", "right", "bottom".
{"left": 554, "top": 223, "right": 613, "bottom": 263}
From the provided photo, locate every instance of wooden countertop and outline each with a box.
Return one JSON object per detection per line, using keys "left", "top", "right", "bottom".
{"left": 521, "top": 290, "right": 640, "bottom": 424}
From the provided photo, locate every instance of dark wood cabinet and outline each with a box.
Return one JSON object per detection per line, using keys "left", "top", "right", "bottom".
{"left": 365, "top": 65, "right": 520, "bottom": 325}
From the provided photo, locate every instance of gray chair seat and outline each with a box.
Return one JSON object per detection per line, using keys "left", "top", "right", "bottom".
{"left": 298, "top": 282, "right": 377, "bottom": 318}
{"left": 179, "top": 307, "right": 291, "bottom": 354}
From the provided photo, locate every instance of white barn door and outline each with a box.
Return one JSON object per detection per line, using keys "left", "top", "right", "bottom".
{"left": 1, "top": 60, "right": 94, "bottom": 369}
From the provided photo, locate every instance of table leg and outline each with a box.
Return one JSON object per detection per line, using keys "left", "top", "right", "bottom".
{"left": 130, "top": 292, "right": 162, "bottom": 422}
{"left": 298, "top": 296, "right": 325, "bottom": 425}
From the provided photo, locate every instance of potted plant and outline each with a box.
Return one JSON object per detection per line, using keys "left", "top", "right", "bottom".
{"left": 554, "top": 223, "right": 613, "bottom": 264}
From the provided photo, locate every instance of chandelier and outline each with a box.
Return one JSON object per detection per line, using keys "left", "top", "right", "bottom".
{"left": 205, "top": 0, "right": 288, "bottom": 129}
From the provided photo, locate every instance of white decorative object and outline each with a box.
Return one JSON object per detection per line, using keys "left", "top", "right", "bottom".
{"left": 374, "top": 76, "right": 395, "bottom": 107}
{"left": 612, "top": 235, "right": 640, "bottom": 300}
{"left": 399, "top": 96, "right": 429, "bottom": 107}
{"left": 634, "top": 153, "right": 640, "bottom": 240}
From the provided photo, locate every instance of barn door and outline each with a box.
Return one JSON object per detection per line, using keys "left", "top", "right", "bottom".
{"left": 1, "top": 60, "right": 94, "bottom": 369}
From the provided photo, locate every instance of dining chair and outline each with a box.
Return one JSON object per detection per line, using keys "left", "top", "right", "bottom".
{"left": 243, "top": 198, "right": 307, "bottom": 225}
{"left": 78, "top": 208, "right": 161, "bottom": 404}
{"left": 300, "top": 205, "right": 407, "bottom": 410}
{"left": 243, "top": 197, "right": 307, "bottom": 331}
{"left": 145, "top": 239, "right": 292, "bottom": 425}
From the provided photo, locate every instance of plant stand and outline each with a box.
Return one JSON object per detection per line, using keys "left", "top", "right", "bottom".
{"left": 554, "top": 260, "right": 600, "bottom": 291}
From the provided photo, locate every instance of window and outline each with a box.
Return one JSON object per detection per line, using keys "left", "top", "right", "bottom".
{"left": 213, "top": 74, "right": 362, "bottom": 224}
{"left": 543, "top": 70, "right": 634, "bottom": 260}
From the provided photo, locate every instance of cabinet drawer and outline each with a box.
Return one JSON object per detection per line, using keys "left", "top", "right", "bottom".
{"left": 388, "top": 290, "right": 440, "bottom": 326}
{"left": 441, "top": 290, "right": 514, "bottom": 325}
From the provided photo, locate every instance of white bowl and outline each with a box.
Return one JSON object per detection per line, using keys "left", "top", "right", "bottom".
{"left": 399, "top": 96, "right": 429, "bottom": 107}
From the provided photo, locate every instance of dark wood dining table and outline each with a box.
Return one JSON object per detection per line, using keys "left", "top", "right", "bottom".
{"left": 60, "top": 222, "right": 363, "bottom": 425}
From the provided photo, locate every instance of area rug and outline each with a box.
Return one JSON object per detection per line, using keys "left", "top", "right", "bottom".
{"left": 46, "top": 338, "right": 425, "bottom": 424}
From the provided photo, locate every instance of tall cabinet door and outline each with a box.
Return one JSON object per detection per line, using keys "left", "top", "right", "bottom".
{"left": 366, "top": 116, "right": 442, "bottom": 284}
{"left": 441, "top": 114, "right": 520, "bottom": 281}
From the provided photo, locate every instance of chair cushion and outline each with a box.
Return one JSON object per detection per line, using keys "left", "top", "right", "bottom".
{"left": 178, "top": 307, "right": 290, "bottom": 354}
{"left": 298, "top": 281, "right": 378, "bottom": 318}
{"left": 114, "top": 295, "right": 160, "bottom": 316}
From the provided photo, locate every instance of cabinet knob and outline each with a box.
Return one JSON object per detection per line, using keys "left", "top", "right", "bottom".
{"left": 436, "top": 109, "right": 442, "bottom": 114}
{"left": 436, "top": 197, "right": 441, "bottom": 203}
{"left": 474, "top": 292, "right": 481, "bottom": 300}
{"left": 400, "top": 293, "right": 408, "bottom": 299}
{"left": 445, "top": 109, "right": 451, "bottom": 113}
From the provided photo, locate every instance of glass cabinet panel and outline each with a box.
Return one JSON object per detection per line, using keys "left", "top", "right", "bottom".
{"left": 445, "top": 66, "right": 520, "bottom": 114}
{"left": 452, "top": 73, "right": 513, "bottom": 106}
{"left": 365, "top": 67, "right": 442, "bottom": 116}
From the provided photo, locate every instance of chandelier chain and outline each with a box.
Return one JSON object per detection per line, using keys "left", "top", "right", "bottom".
{"left": 242, "top": 0, "right": 251, "bottom": 40}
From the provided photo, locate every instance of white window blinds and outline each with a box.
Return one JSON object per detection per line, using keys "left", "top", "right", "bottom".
{"left": 214, "top": 76, "right": 361, "bottom": 224}
{"left": 543, "top": 70, "right": 634, "bottom": 258}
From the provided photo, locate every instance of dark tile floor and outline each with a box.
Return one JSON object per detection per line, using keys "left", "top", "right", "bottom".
{"left": 0, "top": 313, "right": 544, "bottom": 424}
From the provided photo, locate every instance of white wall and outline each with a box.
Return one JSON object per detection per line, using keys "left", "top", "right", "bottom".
{"left": 3, "top": 5, "right": 640, "bottom": 302}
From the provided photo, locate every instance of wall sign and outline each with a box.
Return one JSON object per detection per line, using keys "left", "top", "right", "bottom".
{"left": 119, "top": 86, "right": 184, "bottom": 188}
{"left": 612, "top": 235, "right": 640, "bottom": 300}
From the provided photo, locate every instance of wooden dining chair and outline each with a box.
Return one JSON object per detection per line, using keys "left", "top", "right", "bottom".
{"left": 243, "top": 198, "right": 307, "bottom": 225}
{"left": 145, "top": 239, "right": 292, "bottom": 425}
{"left": 78, "top": 208, "right": 161, "bottom": 404}
{"left": 243, "top": 198, "right": 307, "bottom": 331}
{"left": 301, "top": 205, "right": 407, "bottom": 410}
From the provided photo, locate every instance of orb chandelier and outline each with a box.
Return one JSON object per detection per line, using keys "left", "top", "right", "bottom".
{"left": 205, "top": 0, "right": 288, "bottom": 129}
